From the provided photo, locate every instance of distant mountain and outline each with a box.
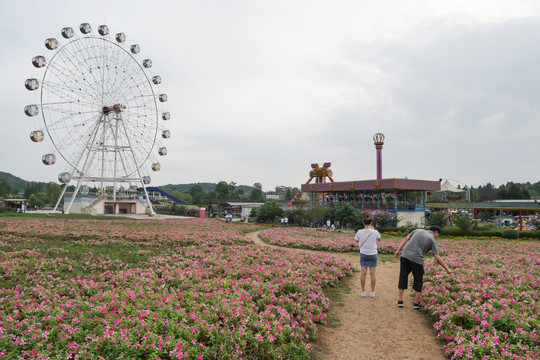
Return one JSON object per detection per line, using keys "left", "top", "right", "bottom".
{"left": 0, "top": 171, "right": 29, "bottom": 192}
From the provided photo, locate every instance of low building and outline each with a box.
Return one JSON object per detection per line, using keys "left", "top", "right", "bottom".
{"left": 63, "top": 197, "right": 151, "bottom": 215}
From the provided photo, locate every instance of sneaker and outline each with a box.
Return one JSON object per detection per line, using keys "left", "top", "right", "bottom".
{"left": 361, "top": 292, "right": 367, "bottom": 298}
{"left": 413, "top": 303, "right": 420, "bottom": 310}
{"left": 397, "top": 300, "right": 404, "bottom": 308}
{"left": 370, "top": 292, "right": 375, "bottom": 298}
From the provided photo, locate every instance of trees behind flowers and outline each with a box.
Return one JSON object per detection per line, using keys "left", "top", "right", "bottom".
{"left": 252, "top": 200, "right": 283, "bottom": 223}
{"left": 335, "top": 203, "right": 361, "bottom": 228}
{"left": 428, "top": 211, "right": 447, "bottom": 228}
{"left": 452, "top": 213, "right": 477, "bottom": 234}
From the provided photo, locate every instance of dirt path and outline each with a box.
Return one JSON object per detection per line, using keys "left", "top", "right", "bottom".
{"left": 246, "top": 231, "right": 447, "bottom": 360}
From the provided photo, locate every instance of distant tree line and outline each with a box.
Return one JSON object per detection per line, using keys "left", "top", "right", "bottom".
{"left": 466, "top": 182, "right": 535, "bottom": 201}
{"left": 165, "top": 181, "right": 299, "bottom": 206}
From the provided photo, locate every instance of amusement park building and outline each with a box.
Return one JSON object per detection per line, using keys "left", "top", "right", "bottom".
{"left": 300, "top": 177, "right": 441, "bottom": 227}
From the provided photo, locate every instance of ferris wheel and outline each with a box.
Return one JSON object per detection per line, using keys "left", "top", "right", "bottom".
{"left": 24, "top": 23, "right": 171, "bottom": 214}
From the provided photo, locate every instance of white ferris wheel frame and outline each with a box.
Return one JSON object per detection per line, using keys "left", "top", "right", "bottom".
{"left": 25, "top": 24, "right": 170, "bottom": 215}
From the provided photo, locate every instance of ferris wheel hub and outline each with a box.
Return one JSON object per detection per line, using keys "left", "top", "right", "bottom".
{"left": 102, "top": 104, "right": 126, "bottom": 114}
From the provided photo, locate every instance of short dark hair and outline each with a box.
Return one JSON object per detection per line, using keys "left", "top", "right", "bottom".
{"left": 363, "top": 216, "right": 373, "bottom": 225}
{"left": 429, "top": 225, "right": 442, "bottom": 234}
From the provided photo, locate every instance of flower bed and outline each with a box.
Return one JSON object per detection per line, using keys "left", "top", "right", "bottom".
{"left": 259, "top": 227, "right": 400, "bottom": 254}
{"left": 0, "top": 218, "right": 353, "bottom": 359}
{"left": 422, "top": 239, "right": 539, "bottom": 359}
{"left": 0, "top": 218, "right": 252, "bottom": 246}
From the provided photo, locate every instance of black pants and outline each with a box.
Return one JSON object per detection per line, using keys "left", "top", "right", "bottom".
{"left": 398, "top": 257, "right": 424, "bottom": 292}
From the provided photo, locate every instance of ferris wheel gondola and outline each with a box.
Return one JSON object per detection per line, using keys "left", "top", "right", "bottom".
{"left": 25, "top": 23, "right": 171, "bottom": 214}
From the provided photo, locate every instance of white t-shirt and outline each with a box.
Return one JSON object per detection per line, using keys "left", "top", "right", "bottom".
{"left": 354, "top": 228, "right": 381, "bottom": 255}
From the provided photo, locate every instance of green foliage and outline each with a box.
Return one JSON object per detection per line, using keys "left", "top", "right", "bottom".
{"left": 428, "top": 211, "right": 447, "bottom": 228}
{"left": 452, "top": 214, "right": 477, "bottom": 234}
{"left": 28, "top": 193, "right": 48, "bottom": 209}
{"left": 334, "top": 203, "right": 360, "bottom": 228}
{"left": 283, "top": 208, "right": 305, "bottom": 226}
{"left": 46, "top": 182, "right": 62, "bottom": 205}
{"left": 255, "top": 200, "right": 283, "bottom": 223}
{"left": 305, "top": 206, "right": 327, "bottom": 224}
{"left": 0, "top": 206, "right": 15, "bottom": 213}
{"left": 155, "top": 204, "right": 200, "bottom": 216}
{"left": 0, "top": 178, "right": 12, "bottom": 197}
{"left": 215, "top": 181, "right": 230, "bottom": 199}
{"left": 502, "top": 229, "right": 519, "bottom": 239}
{"left": 250, "top": 186, "right": 263, "bottom": 201}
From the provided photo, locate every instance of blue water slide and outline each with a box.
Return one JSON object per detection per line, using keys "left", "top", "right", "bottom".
{"left": 145, "top": 187, "right": 189, "bottom": 205}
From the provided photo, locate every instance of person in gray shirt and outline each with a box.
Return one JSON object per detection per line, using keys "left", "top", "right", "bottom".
{"left": 394, "top": 225, "right": 453, "bottom": 309}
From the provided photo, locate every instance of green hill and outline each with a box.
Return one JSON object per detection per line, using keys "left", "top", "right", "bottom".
{"left": 0, "top": 171, "right": 29, "bottom": 193}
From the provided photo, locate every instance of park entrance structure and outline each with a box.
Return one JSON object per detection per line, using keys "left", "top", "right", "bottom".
{"left": 299, "top": 133, "right": 441, "bottom": 227}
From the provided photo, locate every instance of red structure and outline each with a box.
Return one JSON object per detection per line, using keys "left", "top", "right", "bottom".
{"left": 287, "top": 162, "right": 334, "bottom": 207}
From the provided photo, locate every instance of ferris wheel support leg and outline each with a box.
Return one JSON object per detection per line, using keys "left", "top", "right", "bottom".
{"left": 117, "top": 117, "right": 155, "bottom": 216}
{"left": 64, "top": 121, "right": 103, "bottom": 214}
{"left": 52, "top": 184, "right": 69, "bottom": 213}
{"left": 65, "top": 180, "right": 86, "bottom": 214}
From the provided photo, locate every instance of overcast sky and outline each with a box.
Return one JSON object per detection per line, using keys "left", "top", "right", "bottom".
{"left": 2, "top": 0, "right": 540, "bottom": 192}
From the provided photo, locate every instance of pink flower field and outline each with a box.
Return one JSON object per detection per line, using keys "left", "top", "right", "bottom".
{"left": 258, "top": 227, "right": 398, "bottom": 254}
{"left": 1, "top": 218, "right": 538, "bottom": 359}
{"left": 0, "top": 218, "right": 353, "bottom": 359}
{"left": 422, "top": 239, "right": 539, "bottom": 359}
{"left": 260, "top": 227, "right": 539, "bottom": 359}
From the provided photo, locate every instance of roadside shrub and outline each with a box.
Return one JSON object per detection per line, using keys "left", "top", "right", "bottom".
{"left": 174, "top": 205, "right": 188, "bottom": 216}
{"left": 452, "top": 214, "right": 477, "bottom": 235}
{"left": 501, "top": 229, "right": 519, "bottom": 239}
{"left": 427, "top": 211, "right": 446, "bottom": 228}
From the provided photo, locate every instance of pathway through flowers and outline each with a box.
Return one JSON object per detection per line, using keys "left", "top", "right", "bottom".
{"left": 247, "top": 231, "right": 447, "bottom": 360}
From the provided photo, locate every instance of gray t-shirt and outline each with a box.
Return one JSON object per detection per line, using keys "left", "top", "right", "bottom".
{"left": 401, "top": 229, "right": 439, "bottom": 265}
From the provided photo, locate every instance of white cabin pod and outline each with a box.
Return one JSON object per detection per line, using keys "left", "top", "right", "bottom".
{"left": 143, "top": 59, "right": 152, "bottom": 68}
{"left": 161, "top": 130, "right": 170, "bottom": 139}
{"left": 158, "top": 94, "right": 167, "bottom": 102}
{"left": 142, "top": 176, "right": 151, "bottom": 184}
{"left": 42, "top": 154, "right": 56, "bottom": 165}
{"left": 80, "top": 185, "right": 90, "bottom": 195}
{"left": 25, "top": 78, "right": 40, "bottom": 91}
{"left": 30, "top": 130, "right": 44, "bottom": 142}
{"left": 158, "top": 147, "right": 167, "bottom": 156}
{"left": 45, "top": 38, "right": 58, "bottom": 50}
{"left": 32, "top": 56, "right": 46, "bottom": 68}
{"left": 130, "top": 44, "right": 140, "bottom": 54}
{"left": 98, "top": 25, "right": 109, "bottom": 36}
{"left": 24, "top": 104, "right": 39, "bottom": 117}
{"left": 152, "top": 75, "right": 161, "bottom": 85}
{"left": 115, "top": 33, "right": 126, "bottom": 43}
{"left": 80, "top": 23, "right": 92, "bottom": 34}
{"left": 151, "top": 163, "right": 161, "bottom": 171}
{"left": 162, "top": 112, "right": 170, "bottom": 120}
{"left": 61, "top": 27, "right": 74, "bottom": 39}
{"left": 58, "top": 172, "right": 72, "bottom": 183}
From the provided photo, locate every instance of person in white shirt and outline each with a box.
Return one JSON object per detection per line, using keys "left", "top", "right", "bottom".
{"left": 354, "top": 215, "right": 381, "bottom": 298}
